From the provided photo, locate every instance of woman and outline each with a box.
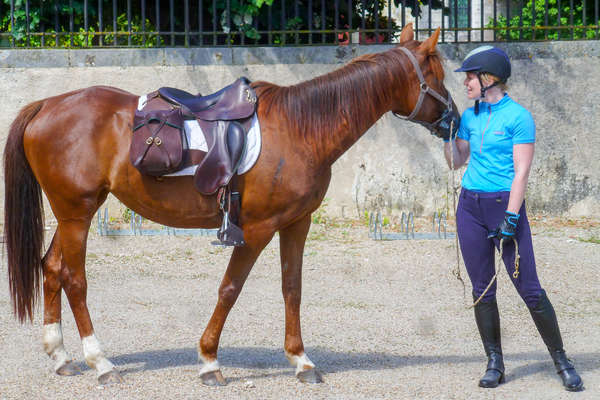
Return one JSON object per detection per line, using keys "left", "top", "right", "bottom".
{"left": 444, "top": 46, "right": 583, "bottom": 391}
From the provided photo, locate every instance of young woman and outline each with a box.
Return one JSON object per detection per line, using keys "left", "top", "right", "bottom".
{"left": 444, "top": 46, "right": 583, "bottom": 391}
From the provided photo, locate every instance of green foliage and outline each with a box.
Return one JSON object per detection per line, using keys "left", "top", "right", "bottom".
{"left": 122, "top": 208, "right": 132, "bottom": 224}
{"left": 577, "top": 236, "right": 600, "bottom": 244}
{"left": 103, "top": 14, "right": 162, "bottom": 47}
{"left": 1, "top": 0, "right": 161, "bottom": 47}
{"left": 5, "top": 0, "right": 594, "bottom": 47}
{"left": 210, "top": 0, "right": 407, "bottom": 44}
{"left": 490, "top": 0, "right": 598, "bottom": 40}
{"left": 216, "top": 0, "right": 274, "bottom": 41}
{"left": 1, "top": 0, "right": 92, "bottom": 47}
{"left": 363, "top": 210, "right": 370, "bottom": 226}
{"left": 312, "top": 198, "right": 330, "bottom": 225}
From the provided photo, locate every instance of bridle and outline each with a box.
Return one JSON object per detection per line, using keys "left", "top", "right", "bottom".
{"left": 393, "top": 46, "right": 457, "bottom": 136}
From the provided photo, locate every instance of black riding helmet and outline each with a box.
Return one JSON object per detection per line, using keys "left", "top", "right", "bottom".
{"left": 455, "top": 45, "right": 511, "bottom": 81}
{"left": 455, "top": 45, "right": 511, "bottom": 113}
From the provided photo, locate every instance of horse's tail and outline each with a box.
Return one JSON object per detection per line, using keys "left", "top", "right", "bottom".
{"left": 4, "top": 100, "right": 45, "bottom": 323}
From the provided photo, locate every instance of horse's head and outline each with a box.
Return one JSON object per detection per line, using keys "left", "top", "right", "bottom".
{"left": 391, "top": 24, "right": 460, "bottom": 140}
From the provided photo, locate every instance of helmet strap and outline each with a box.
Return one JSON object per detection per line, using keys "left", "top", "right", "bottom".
{"left": 474, "top": 72, "right": 500, "bottom": 115}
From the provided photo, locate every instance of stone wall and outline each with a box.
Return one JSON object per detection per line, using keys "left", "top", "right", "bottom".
{"left": 0, "top": 41, "right": 598, "bottom": 224}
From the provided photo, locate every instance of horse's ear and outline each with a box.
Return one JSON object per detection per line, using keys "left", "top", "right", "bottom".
{"left": 399, "top": 23, "right": 414, "bottom": 44}
{"left": 417, "top": 27, "right": 441, "bottom": 55}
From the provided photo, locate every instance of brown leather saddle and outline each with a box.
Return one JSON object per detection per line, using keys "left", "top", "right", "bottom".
{"left": 130, "top": 77, "right": 257, "bottom": 246}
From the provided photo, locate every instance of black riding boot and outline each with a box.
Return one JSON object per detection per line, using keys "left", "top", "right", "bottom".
{"left": 528, "top": 290, "right": 584, "bottom": 392}
{"left": 473, "top": 295, "right": 505, "bottom": 388}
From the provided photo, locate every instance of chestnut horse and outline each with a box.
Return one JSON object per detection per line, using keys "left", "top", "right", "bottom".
{"left": 4, "top": 25, "right": 457, "bottom": 385}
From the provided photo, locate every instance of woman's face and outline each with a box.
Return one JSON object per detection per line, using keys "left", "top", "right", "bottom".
{"left": 463, "top": 72, "right": 482, "bottom": 99}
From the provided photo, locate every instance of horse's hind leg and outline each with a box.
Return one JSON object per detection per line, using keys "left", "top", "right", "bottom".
{"left": 41, "top": 232, "right": 81, "bottom": 376}
{"left": 57, "top": 218, "right": 122, "bottom": 384}
{"left": 279, "top": 215, "right": 323, "bottom": 383}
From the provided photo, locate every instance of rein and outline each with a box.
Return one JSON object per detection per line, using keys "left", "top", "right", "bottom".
{"left": 447, "top": 120, "right": 520, "bottom": 309}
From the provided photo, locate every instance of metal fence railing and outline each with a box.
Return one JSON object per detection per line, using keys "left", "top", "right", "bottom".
{"left": 0, "top": 1, "right": 598, "bottom": 48}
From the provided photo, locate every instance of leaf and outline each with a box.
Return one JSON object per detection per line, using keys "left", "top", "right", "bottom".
{"left": 252, "top": 0, "right": 274, "bottom": 7}
{"left": 245, "top": 28, "right": 260, "bottom": 40}
{"left": 233, "top": 14, "right": 242, "bottom": 26}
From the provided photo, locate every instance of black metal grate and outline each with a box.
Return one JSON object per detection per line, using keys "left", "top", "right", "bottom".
{"left": 0, "top": 0, "right": 598, "bottom": 48}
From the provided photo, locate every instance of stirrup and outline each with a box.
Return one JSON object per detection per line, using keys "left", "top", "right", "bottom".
{"left": 212, "top": 210, "right": 245, "bottom": 247}
{"left": 211, "top": 186, "right": 245, "bottom": 247}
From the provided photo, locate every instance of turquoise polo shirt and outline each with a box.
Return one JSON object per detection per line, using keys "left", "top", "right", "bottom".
{"left": 457, "top": 94, "right": 535, "bottom": 192}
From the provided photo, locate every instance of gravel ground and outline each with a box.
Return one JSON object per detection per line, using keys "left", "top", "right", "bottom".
{"left": 1, "top": 217, "right": 599, "bottom": 400}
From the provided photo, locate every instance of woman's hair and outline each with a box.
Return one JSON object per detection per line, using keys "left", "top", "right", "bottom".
{"left": 480, "top": 72, "right": 508, "bottom": 91}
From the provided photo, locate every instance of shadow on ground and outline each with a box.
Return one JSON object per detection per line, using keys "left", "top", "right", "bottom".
{"left": 86, "top": 346, "right": 600, "bottom": 383}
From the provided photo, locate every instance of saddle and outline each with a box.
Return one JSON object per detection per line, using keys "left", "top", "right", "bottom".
{"left": 130, "top": 77, "right": 257, "bottom": 247}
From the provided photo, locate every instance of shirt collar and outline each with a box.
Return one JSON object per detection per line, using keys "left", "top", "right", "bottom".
{"left": 481, "top": 93, "right": 511, "bottom": 111}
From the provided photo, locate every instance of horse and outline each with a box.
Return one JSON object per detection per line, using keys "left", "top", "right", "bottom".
{"left": 3, "top": 24, "right": 458, "bottom": 386}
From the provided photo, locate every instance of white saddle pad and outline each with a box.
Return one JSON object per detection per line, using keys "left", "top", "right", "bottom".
{"left": 137, "top": 95, "right": 261, "bottom": 176}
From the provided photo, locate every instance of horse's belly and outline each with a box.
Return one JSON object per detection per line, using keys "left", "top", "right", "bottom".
{"left": 111, "top": 173, "right": 222, "bottom": 229}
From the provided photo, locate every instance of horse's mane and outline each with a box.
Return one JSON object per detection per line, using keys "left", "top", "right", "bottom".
{"left": 251, "top": 41, "right": 445, "bottom": 143}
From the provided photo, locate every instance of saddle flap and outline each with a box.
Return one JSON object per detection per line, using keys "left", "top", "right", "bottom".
{"left": 193, "top": 121, "right": 230, "bottom": 195}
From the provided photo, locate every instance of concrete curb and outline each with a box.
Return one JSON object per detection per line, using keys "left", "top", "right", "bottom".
{"left": 0, "top": 41, "right": 597, "bottom": 68}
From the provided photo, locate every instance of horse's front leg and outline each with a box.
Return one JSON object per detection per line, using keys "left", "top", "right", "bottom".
{"left": 198, "top": 228, "right": 274, "bottom": 386}
{"left": 279, "top": 215, "right": 323, "bottom": 383}
{"left": 57, "top": 218, "right": 122, "bottom": 385}
{"left": 41, "top": 232, "right": 80, "bottom": 376}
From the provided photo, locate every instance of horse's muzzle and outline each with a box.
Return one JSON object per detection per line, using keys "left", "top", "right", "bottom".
{"left": 436, "top": 108, "right": 460, "bottom": 140}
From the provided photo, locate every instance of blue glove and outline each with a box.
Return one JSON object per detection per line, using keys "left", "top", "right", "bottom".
{"left": 487, "top": 211, "right": 520, "bottom": 240}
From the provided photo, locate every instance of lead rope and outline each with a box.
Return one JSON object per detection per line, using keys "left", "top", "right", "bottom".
{"left": 448, "top": 121, "right": 466, "bottom": 298}
{"left": 447, "top": 120, "right": 520, "bottom": 309}
{"left": 470, "top": 238, "right": 520, "bottom": 308}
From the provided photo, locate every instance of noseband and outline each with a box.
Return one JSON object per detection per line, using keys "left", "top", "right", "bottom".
{"left": 393, "top": 46, "right": 455, "bottom": 134}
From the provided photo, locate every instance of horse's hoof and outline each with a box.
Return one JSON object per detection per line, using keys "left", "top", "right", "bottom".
{"left": 201, "top": 370, "right": 227, "bottom": 386}
{"left": 297, "top": 368, "right": 324, "bottom": 384}
{"left": 56, "top": 361, "right": 81, "bottom": 376}
{"left": 98, "top": 369, "right": 124, "bottom": 385}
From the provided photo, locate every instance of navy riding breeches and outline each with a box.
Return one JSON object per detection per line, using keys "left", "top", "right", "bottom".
{"left": 456, "top": 188, "right": 543, "bottom": 308}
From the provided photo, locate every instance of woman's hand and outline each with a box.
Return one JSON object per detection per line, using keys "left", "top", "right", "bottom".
{"left": 487, "top": 211, "right": 520, "bottom": 240}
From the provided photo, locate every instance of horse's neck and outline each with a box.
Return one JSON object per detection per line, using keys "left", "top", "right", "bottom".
{"left": 319, "top": 94, "right": 400, "bottom": 167}
{"left": 255, "top": 50, "right": 407, "bottom": 169}
{"left": 317, "top": 104, "right": 388, "bottom": 167}
{"left": 298, "top": 61, "right": 400, "bottom": 167}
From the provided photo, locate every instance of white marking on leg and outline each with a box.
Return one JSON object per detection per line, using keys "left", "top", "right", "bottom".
{"left": 82, "top": 334, "right": 115, "bottom": 377}
{"left": 198, "top": 353, "right": 221, "bottom": 375}
{"left": 285, "top": 351, "right": 315, "bottom": 376}
{"left": 42, "top": 323, "right": 71, "bottom": 372}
